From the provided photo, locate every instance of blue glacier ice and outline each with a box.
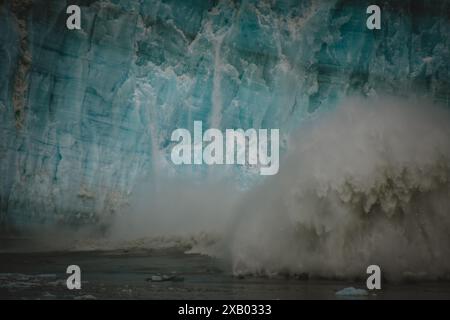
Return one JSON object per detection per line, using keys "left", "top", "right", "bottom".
{"left": 0, "top": 0, "right": 449, "bottom": 228}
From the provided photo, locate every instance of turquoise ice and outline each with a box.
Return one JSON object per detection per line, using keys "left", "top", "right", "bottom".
{"left": 0, "top": 0, "right": 449, "bottom": 227}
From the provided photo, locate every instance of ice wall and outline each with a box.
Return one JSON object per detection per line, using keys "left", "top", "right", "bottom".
{"left": 0, "top": 0, "right": 449, "bottom": 227}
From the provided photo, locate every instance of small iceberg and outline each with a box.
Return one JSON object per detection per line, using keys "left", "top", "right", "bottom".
{"left": 335, "top": 287, "right": 368, "bottom": 296}
{"left": 146, "top": 274, "right": 184, "bottom": 282}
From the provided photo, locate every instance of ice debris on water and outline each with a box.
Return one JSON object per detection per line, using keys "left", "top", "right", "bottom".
{"left": 74, "top": 295, "right": 97, "bottom": 300}
{"left": 0, "top": 273, "right": 59, "bottom": 289}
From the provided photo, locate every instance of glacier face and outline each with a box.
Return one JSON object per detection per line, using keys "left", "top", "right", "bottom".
{"left": 0, "top": 0, "right": 449, "bottom": 228}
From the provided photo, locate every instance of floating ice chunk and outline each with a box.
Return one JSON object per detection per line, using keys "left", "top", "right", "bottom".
{"left": 150, "top": 275, "right": 163, "bottom": 282}
{"left": 335, "top": 287, "right": 368, "bottom": 296}
{"left": 147, "top": 274, "right": 184, "bottom": 282}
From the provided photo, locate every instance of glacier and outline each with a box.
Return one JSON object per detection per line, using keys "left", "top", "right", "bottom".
{"left": 0, "top": 0, "right": 449, "bottom": 229}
